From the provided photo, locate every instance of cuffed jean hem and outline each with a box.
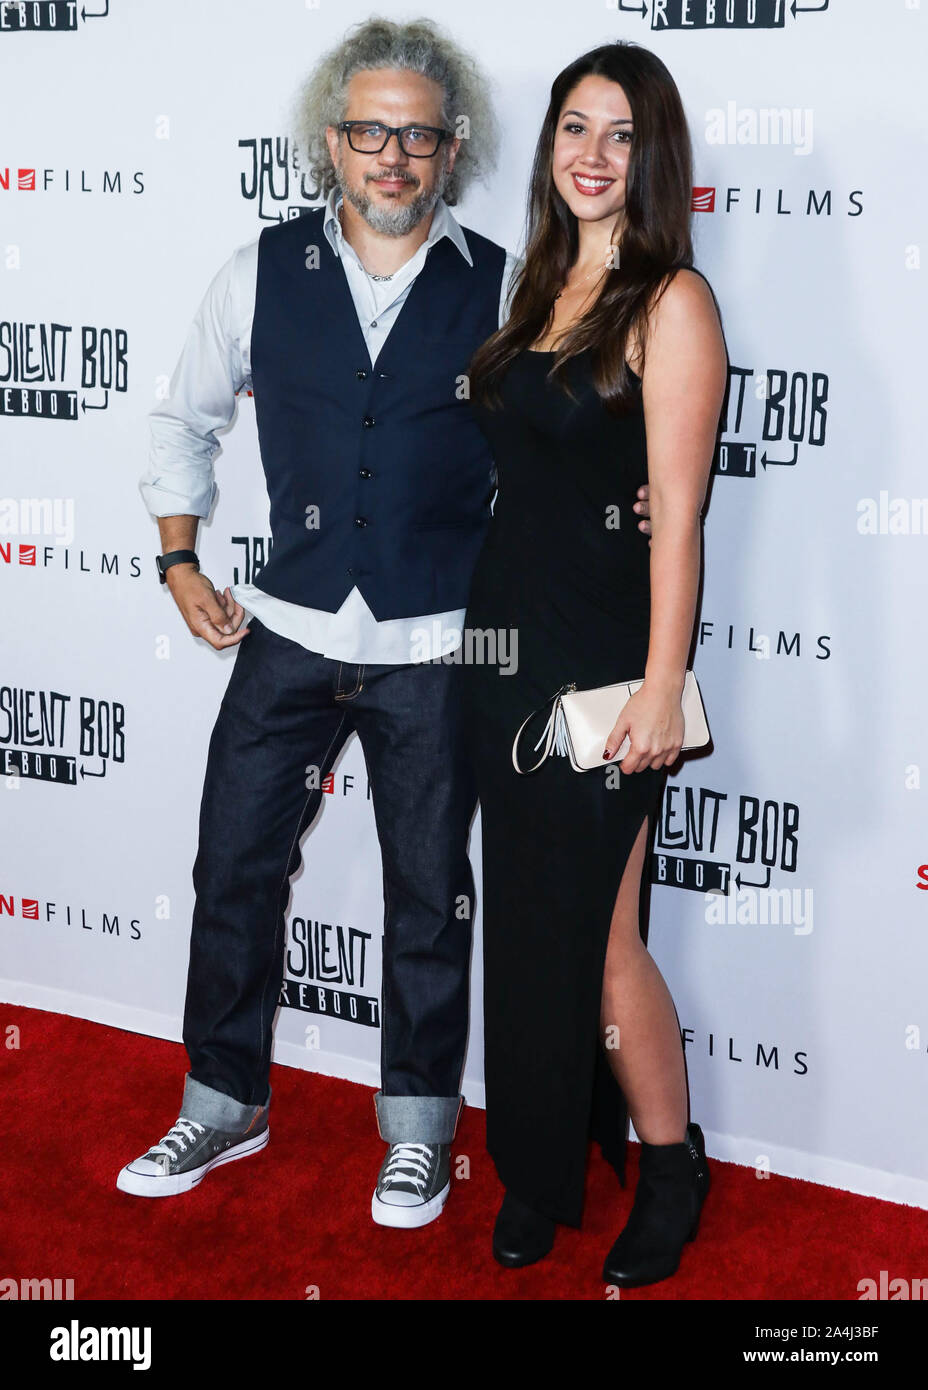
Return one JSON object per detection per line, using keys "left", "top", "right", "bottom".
{"left": 374, "top": 1091, "right": 464, "bottom": 1144}
{"left": 181, "top": 1074, "right": 271, "bottom": 1132}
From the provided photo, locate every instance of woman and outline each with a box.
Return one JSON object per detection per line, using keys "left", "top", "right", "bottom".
{"left": 461, "top": 40, "right": 728, "bottom": 1286}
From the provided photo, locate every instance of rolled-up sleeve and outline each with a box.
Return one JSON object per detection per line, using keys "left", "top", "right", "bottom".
{"left": 140, "top": 244, "right": 251, "bottom": 518}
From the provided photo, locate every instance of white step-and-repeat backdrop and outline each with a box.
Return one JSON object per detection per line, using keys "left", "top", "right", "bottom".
{"left": 2, "top": 0, "right": 926, "bottom": 1207}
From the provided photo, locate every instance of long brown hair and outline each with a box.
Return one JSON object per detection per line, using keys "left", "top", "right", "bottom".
{"left": 469, "top": 42, "right": 694, "bottom": 416}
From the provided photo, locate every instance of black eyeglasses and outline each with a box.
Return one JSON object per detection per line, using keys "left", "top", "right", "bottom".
{"left": 337, "top": 121, "right": 453, "bottom": 158}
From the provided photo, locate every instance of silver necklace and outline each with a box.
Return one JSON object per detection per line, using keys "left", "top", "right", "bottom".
{"left": 554, "top": 261, "right": 610, "bottom": 300}
{"left": 337, "top": 206, "right": 395, "bottom": 281}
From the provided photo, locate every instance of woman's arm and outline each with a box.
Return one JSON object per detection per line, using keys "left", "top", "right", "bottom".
{"left": 604, "top": 269, "right": 727, "bottom": 770}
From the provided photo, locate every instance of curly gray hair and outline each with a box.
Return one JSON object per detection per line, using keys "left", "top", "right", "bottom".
{"left": 288, "top": 15, "right": 500, "bottom": 206}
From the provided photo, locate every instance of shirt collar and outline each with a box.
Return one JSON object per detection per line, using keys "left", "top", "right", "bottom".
{"left": 322, "top": 185, "right": 473, "bottom": 267}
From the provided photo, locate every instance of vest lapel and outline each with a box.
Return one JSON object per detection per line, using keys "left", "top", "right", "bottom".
{"left": 376, "top": 237, "right": 458, "bottom": 371}
{"left": 321, "top": 227, "right": 460, "bottom": 373}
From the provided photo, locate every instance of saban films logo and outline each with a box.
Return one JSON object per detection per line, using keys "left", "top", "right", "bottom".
{"left": 0, "top": 516, "right": 143, "bottom": 581}
{"left": 1, "top": 684, "right": 126, "bottom": 784}
{"left": 0, "top": 893, "right": 142, "bottom": 942}
{"left": 692, "top": 184, "right": 862, "bottom": 217}
{"left": 0, "top": 165, "right": 143, "bottom": 195}
{"left": 681, "top": 1025, "right": 808, "bottom": 1074}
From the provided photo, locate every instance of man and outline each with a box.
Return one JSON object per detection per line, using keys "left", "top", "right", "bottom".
{"left": 120, "top": 17, "right": 652, "bottom": 1226}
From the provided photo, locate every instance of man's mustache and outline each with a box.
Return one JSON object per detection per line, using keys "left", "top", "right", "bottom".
{"left": 364, "top": 170, "right": 419, "bottom": 185}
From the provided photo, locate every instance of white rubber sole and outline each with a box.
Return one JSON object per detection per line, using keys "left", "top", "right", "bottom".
{"left": 371, "top": 1179, "right": 451, "bottom": 1229}
{"left": 116, "top": 1126, "right": 269, "bottom": 1197}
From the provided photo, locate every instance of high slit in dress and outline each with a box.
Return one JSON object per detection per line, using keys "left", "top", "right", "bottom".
{"left": 460, "top": 346, "right": 667, "bottom": 1228}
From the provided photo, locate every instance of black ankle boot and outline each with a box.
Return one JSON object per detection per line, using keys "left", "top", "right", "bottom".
{"left": 492, "top": 1190, "right": 556, "bottom": 1268}
{"left": 602, "top": 1121, "right": 710, "bottom": 1288}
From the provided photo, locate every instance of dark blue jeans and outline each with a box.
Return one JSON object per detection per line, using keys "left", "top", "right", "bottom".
{"left": 181, "top": 616, "right": 477, "bottom": 1144}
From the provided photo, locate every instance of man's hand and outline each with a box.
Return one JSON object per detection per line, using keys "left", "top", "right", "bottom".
{"left": 634, "top": 482, "right": 652, "bottom": 541}
{"left": 166, "top": 566, "right": 250, "bottom": 648}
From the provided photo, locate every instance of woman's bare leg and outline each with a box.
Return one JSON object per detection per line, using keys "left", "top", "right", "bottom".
{"left": 599, "top": 813, "right": 688, "bottom": 1145}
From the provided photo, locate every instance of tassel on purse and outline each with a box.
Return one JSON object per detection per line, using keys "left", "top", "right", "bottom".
{"left": 511, "top": 668, "right": 710, "bottom": 774}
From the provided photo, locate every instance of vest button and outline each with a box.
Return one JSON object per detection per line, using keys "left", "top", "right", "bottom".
{"left": 359, "top": 468, "right": 372, "bottom": 479}
{"left": 362, "top": 415, "right": 375, "bottom": 427}
{"left": 347, "top": 567, "right": 354, "bottom": 575}
{"left": 356, "top": 369, "right": 367, "bottom": 380}
{"left": 354, "top": 517, "right": 368, "bottom": 528}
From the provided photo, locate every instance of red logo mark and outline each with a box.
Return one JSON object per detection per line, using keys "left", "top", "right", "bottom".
{"left": 692, "top": 187, "right": 715, "bottom": 213}
{"left": 19, "top": 545, "right": 36, "bottom": 565}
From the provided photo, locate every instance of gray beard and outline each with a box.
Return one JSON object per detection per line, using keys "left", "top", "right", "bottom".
{"left": 335, "top": 163, "right": 449, "bottom": 237}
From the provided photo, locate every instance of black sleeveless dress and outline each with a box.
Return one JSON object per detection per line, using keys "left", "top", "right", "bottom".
{"left": 459, "top": 346, "right": 667, "bottom": 1228}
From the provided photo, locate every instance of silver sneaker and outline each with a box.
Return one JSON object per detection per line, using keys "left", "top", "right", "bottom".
{"left": 116, "top": 1107, "right": 269, "bottom": 1198}
{"left": 371, "top": 1142, "right": 451, "bottom": 1228}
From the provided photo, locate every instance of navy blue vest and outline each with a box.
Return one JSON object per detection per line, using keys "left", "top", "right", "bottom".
{"left": 249, "top": 206, "right": 506, "bottom": 620}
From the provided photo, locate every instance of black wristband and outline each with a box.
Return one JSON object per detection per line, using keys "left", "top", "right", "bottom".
{"left": 156, "top": 550, "right": 200, "bottom": 584}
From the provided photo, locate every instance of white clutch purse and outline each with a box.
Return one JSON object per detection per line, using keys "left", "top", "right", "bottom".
{"left": 511, "top": 668, "right": 710, "bottom": 774}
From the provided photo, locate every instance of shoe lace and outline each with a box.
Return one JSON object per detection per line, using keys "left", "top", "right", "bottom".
{"left": 149, "top": 1118, "right": 205, "bottom": 1158}
{"left": 381, "top": 1143, "right": 435, "bottom": 1193}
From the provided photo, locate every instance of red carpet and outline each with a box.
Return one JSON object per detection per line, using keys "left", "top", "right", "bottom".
{"left": 2, "top": 1002, "right": 925, "bottom": 1301}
